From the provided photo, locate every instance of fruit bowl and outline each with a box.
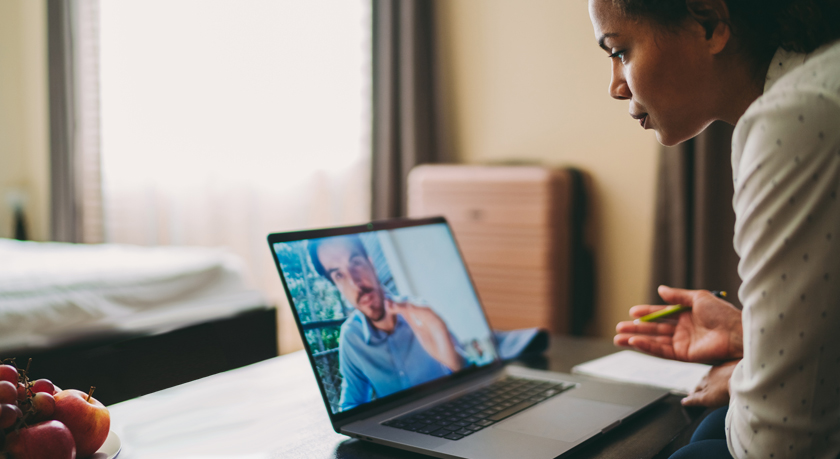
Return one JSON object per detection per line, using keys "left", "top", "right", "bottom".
{"left": 91, "top": 431, "right": 121, "bottom": 459}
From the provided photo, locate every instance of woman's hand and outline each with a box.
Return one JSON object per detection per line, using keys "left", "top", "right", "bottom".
{"left": 614, "top": 285, "right": 743, "bottom": 363}
{"left": 681, "top": 359, "right": 739, "bottom": 408}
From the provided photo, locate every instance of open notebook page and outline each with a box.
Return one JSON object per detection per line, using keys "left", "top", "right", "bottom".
{"left": 572, "top": 350, "right": 712, "bottom": 395}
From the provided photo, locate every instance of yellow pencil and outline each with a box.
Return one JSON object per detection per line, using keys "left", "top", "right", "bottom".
{"left": 638, "top": 305, "right": 690, "bottom": 322}
{"left": 637, "top": 291, "right": 726, "bottom": 322}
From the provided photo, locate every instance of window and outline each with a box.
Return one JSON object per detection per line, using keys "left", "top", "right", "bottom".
{"left": 93, "top": 0, "right": 372, "bottom": 350}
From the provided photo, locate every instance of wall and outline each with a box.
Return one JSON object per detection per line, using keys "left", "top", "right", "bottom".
{"left": 436, "top": 0, "right": 661, "bottom": 338}
{"left": 0, "top": 0, "right": 50, "bottom": 242}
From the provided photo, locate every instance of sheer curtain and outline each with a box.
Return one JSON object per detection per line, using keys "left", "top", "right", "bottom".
{"left": 97, "top": 1, "right": 372, "bottom": 352}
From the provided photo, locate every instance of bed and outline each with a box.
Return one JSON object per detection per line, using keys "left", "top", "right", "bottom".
{"left": 0, "top": 239, "right": 277, "bottom": 405}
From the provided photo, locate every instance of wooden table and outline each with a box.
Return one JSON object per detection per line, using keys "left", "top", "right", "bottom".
{"left": 108, "top": 335, "right": 708, "bottom": 459}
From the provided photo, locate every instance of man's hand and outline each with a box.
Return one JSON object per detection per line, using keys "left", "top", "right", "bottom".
{"left": 387, "top": 300, "right": 464, "bottom": 372}
{"left": 614, "top": 285, "right": 743, "bottom": 363}
{"left": 682, "top": 359, "right": 739, "bottom": 408}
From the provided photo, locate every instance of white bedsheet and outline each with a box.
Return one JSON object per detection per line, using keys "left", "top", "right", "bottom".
{"left": 0, "top": 239, "right": 267, "bottom": 351}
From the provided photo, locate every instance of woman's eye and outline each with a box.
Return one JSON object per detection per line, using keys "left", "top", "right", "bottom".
{"left": 609, "top": 50, "right": 626, "bottom": 62}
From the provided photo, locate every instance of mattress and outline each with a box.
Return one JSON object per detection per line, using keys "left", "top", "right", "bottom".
{"left": 0, "top": 239, "right": 267, "bottom": 351}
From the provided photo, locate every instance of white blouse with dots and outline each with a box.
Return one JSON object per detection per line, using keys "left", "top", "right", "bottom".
{"left": 727, "top": 39, "right": 840, "bottom": 459}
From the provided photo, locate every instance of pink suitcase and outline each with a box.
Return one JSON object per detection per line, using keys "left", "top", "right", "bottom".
{"left": 407, "top": 165, "right": 594, "bottom": 334}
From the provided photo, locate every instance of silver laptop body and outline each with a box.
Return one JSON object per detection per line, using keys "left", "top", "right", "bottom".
{"left": 267, "top": 217, "right": 667, "bottom": 459}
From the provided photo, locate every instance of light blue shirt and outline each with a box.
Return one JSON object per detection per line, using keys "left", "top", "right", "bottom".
{"left": 337, "top": 307, "right": 456, "bottom": 412}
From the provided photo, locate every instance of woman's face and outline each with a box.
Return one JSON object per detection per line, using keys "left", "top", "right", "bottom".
{"left": 589, "top": 0, "right": 721, "bottom": 146}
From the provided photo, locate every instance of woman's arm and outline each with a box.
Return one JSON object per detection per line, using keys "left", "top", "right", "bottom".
{"left": 726, "top": 81, "right": 840, "bottom": 459}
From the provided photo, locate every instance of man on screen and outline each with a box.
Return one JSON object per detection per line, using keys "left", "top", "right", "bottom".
{"left": 309, "top": 235, "right": 465, "bottom": 411}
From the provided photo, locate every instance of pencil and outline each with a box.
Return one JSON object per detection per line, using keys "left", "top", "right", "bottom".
{"left": 637, "top": 291, "right": 727, "bottom": 322}
{"left": 638, "top": 305, "right": 690, "bottom": 322}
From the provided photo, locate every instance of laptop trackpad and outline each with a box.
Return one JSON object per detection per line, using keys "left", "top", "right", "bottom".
{"left": 496, "top": 397, "right": 634, "bottom": 443}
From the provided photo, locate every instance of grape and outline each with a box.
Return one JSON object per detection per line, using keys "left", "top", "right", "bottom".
{"left": 0, "top": 365, "right": 17, "bottom": 384}
{"left": 0, "top": 381, "right": 16, "bottom": 404}
{"left": 31, "top": 379, "right": 55, "bottom": 395}
{"left": 16, "top": 382, "right": 27, "bottom": 401}
{"left": 0, "top": 403, "right": 21, "bottom": 429}
{"left": 31, "top": 392, "right": 56, "bottom": 421}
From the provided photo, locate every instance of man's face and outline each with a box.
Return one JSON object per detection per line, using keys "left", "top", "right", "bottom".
{"left": 317, "top": 238, "right": 386, "bottom": 321}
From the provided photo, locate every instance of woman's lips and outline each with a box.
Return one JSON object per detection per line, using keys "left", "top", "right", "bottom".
{"left": 635, "top": 114, "right": 649, "bottom": 129}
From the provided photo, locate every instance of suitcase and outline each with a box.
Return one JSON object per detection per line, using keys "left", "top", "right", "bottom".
{"left": 407, "top": 165, "right": 594, "bottom": 335}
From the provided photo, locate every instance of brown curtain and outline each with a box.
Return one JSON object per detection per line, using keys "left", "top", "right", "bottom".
{"left": 372, "top": 0, "right": 449, "bottom": 219}
{"left": 648, "top": 121, "right": 743, "bottom": 308}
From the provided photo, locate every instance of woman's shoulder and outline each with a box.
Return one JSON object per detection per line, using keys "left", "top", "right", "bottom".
{"left": 732, "top": 42, "right": 840, "bottom": 172}
{"left": 742, "top": 40, "right": 840, "bottom": 120}
{"left": 777, "top": 39, "right": 840, "bottom": 94}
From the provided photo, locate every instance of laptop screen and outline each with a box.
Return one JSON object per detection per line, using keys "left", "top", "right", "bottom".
{"left": 271, "top": 221, "right": 498, "bottom": 415}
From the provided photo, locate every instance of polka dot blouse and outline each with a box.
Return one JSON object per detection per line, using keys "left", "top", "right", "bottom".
{"left": 727, "top": 40, "right": 840, "bottom": 459}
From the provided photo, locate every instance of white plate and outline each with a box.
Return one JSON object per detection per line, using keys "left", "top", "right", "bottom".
{"left": 90, "top": 431, "right": 121, "bottom": 459}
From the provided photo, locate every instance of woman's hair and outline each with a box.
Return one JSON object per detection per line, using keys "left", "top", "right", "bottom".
{"left": 613, "top": 0, "right": 840, "bottom": 56}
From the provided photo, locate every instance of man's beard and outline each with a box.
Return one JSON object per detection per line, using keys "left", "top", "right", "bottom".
{"left": 358, "top": 286, "right": 385, "bottom": 321}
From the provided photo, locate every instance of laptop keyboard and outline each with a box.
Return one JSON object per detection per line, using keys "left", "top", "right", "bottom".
{"left": 381, "top": 376, "right": 576, "bottom": 441}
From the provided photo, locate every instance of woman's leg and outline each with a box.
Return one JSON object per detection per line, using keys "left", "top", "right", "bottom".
{"left": 690, "top": 406, "right": 729, "bottom": 442}
{"left": 669, "top": 440, "right": 732, "bottom": 459}
{"left": 669, "top": 406, "right": 733, "bottom": 459}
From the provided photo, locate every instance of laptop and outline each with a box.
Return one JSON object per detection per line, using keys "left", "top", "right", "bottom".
{"left": 267, "top": 216, "right": 668, "bottom": 459}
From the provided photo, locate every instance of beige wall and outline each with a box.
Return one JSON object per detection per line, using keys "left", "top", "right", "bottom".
{"left": 0, "top": 0, "right": 51, "bottom": 241}
{"left": 437, "top": 0, "right": 661, "bottom": 338}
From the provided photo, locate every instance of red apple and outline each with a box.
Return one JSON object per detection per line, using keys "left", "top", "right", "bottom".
{"left": 52, "top": 389, "right": 110, "bottom": 458}
{"left": 4, "top": 420, "right": 76, "bottom": 459}
{"left": 0, "top": 364, "right": 18, "bottom": 384}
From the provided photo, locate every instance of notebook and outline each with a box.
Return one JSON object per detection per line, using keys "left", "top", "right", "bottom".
{"left": 572, "top": 350, "right": 712, "bottom": 395}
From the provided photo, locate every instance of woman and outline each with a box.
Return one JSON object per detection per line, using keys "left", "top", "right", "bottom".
{"left": 589, "top": 0, "right": 840, "bottom": 457}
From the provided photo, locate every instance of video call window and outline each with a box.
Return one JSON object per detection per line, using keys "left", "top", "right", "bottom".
{"left": 274, "top": 224, "right": 497, "bottom": 414}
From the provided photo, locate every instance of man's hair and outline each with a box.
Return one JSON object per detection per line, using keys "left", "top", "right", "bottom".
{"left": 307, "top": 235, "right": 369, "bottom": 282}
{"left": 613, "top": 0, "right": 840, "bottom": 68}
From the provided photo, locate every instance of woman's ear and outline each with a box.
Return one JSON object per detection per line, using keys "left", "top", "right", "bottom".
{"left": 685, "top": 0, "right": 731, "bottom": 54}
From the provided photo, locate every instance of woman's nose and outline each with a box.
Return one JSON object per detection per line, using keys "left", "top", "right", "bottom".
{"left": 609, "top": 64, "right": 631, "bottom": 100}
